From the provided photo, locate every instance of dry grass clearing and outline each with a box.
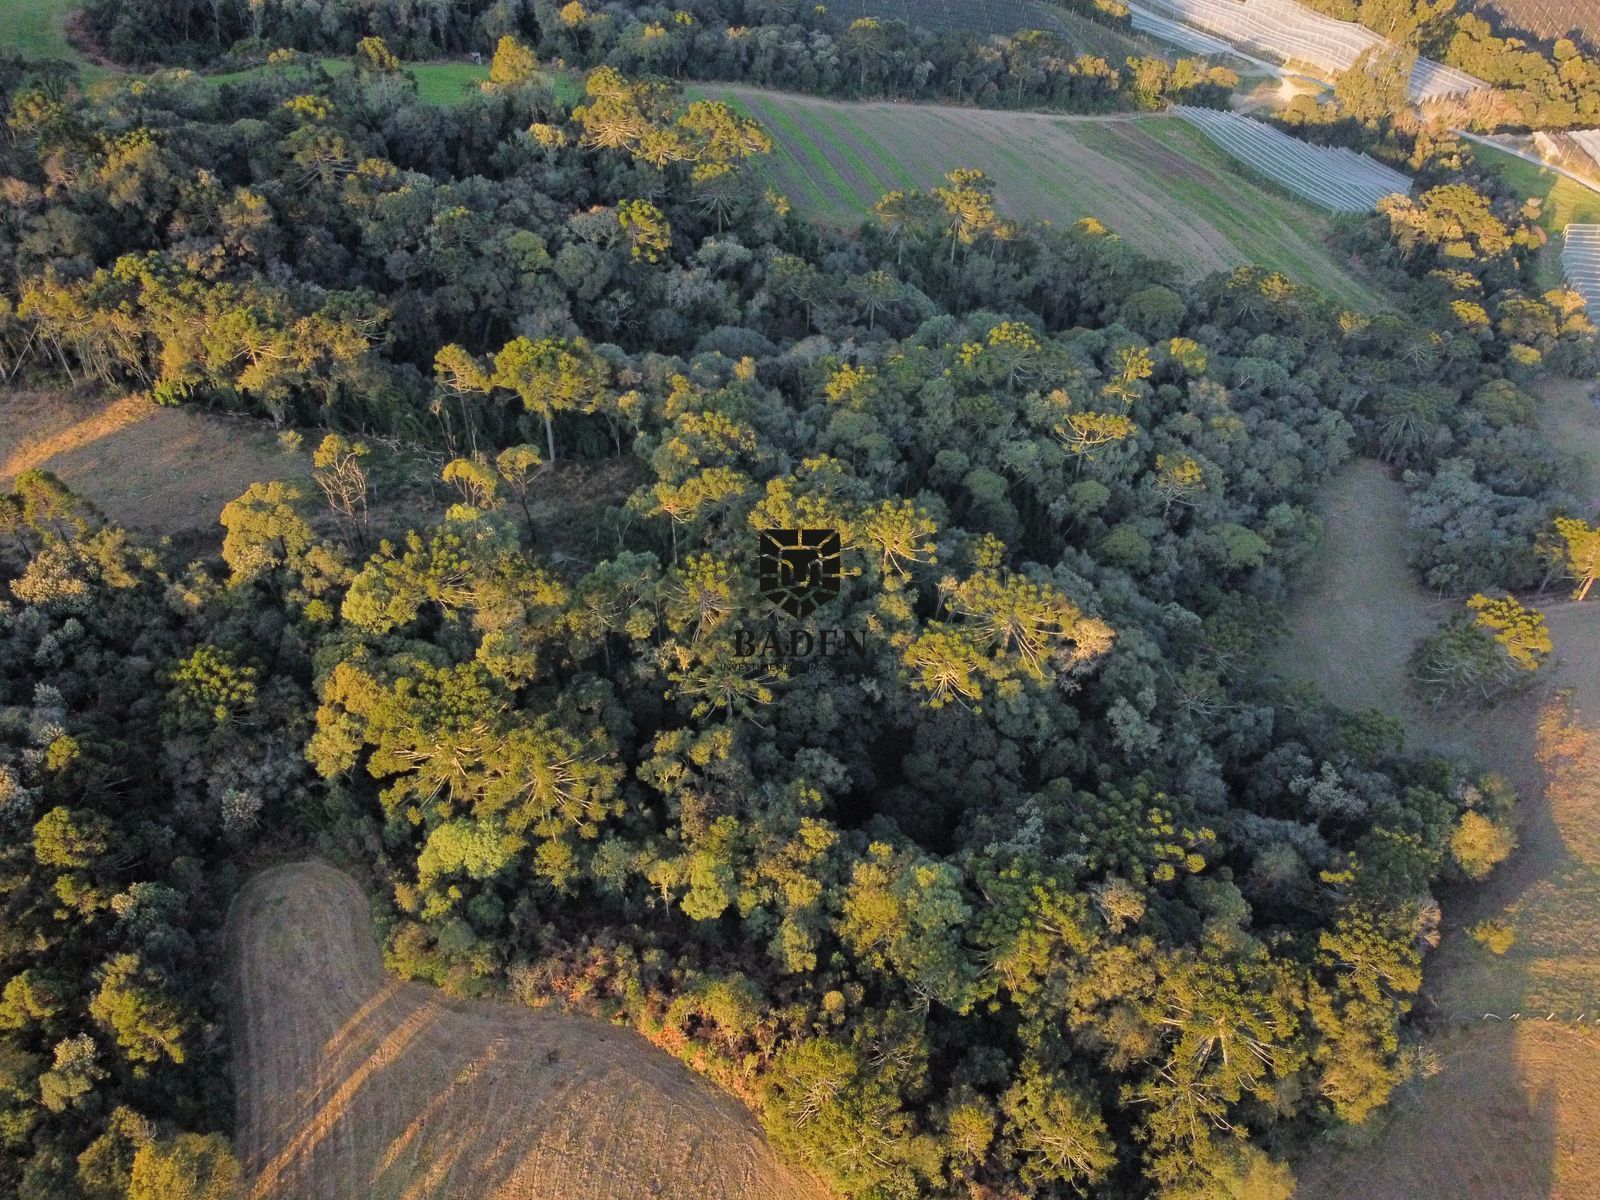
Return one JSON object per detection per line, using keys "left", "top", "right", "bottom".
{"left": 0, "top": 389, "right": 308, "bottom": 535}
{"left": 694, "top": 85, "right": 1385, "bottom": 311}
{"left": 1282, "top": 453, "right": 1600, "bottom": 1200}
{"left": 229, "top": 861, "right": 827, "bottom": 1200}
{"left": 1296, "top": 621, "right": 1600, "bottom": 1200}
{"left": 1536, "top": 376, "right": 1600, "bottom": 511}
{"left": 1296, "top": 1021, "right": 1595, "bottom": 1199}
{"left": 1274, "top": 458, "right": 1450, "bottom": 721}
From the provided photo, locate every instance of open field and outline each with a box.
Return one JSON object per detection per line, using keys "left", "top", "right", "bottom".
{"left": 1296, "top": 603, "right": 1600, "bottom": 1200}
{"left": 0, "top": 388, "right": 645, "bottom": 563}
{"left": 1467, "top": 141, "right": 1600, "bottom": 290}
{"left": 1473, "top": 142, "right": 1600, "bottom": 231}
{"left": 696, "top": 85, "right": 1384, "bottom": 308}
{"left": 0, "top": 389, "right": 309, "bottom": 534}
{"left": 1536, "top": 376, "right": 1600, "bottom": 511}
{"left": 174, "top": 57, "right": 489, "bottom": 104}
{"left": 1282, "top": 445, "right": 1600, "bottom": 1199}
{"left": 1273, "top": 458, "right": 1448, "bottom": 720}
{"left": 1296, "top": 1021, "right": 1591, "bottom": 1199}
{"left": 0, "top": 0, "right": 76, "bottom": 60}
{"left": 0, "top": 0, "right": 491, "bottom": 106}
{"left": 229, "top": 861, "right": 826, "bottom": 1200}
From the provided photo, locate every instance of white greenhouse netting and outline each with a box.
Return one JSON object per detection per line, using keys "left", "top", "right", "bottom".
{"left": 1173, "top": 105, "right": 1413, "bottom": 211}
{"left": 1136, "top": 0, "right": 1485, "bottom": 100}
{"left": 1571, "top": 130, "right": 1600, "bottom": 172}
{"left": 1563, "top": 225, "right": 1600, "bottom": 316}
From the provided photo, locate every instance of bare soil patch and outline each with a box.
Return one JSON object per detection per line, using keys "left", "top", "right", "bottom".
{"left": 229, "top": 861, "right": 828, "bottom": 1200}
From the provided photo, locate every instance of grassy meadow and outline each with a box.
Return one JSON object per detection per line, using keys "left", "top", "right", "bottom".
{"left": 1, "top": 0, "right": 491, "bottom": 104}
{"left": 1281, "top": 395, "right": 1600, "bottom": 1200}
{"left": 1, "top": 0, "right": 76, "bottom": 60}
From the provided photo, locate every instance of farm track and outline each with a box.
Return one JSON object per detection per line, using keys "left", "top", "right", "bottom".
{"left": 229, "top": 862, "right": 827, "bottom": 1200}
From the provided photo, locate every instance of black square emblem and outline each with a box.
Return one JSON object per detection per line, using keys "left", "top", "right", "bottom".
{"left": 758, "top": 529, "right": 841, "bottom": 618}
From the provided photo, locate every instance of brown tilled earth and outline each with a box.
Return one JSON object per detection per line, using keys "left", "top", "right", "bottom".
{"left": 229, "top": 861, "right": 828, "bottom": 1200}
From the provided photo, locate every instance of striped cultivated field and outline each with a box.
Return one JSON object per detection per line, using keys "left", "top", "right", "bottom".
{"left": 231, "top": 862, "right": 825, "bottom": 1200}
{"left": 1173, "top": 105, "right": 1413, "bottom": 211}
{"left": 1131, "top": 0, "right": 1485, "bottom": 99}
{"left": 699, "top": 85, "right": 1384, "bottom": 308}
{"left": 1475, "top": 0, "right": 1598, "bottom": 43}
{"left": 1563, "top": 225, "right": 1600, "bottom": 314}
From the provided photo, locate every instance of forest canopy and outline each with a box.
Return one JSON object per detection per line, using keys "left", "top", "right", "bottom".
{"left": 0, "top": 12, "right": 1592, "bottom": 1200}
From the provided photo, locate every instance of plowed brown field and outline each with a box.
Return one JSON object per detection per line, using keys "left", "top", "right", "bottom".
{"left": 229, "top": 861, "right": 828, "bottom": 1200}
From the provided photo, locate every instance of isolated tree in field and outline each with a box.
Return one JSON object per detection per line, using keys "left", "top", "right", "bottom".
{"left": 488, "top": 35, "right": 540, "bottom": 88}
{"left": 1411, "top": 593, "right": 1550, "bottom": 703}
{"left": 491, "top": 336, "right": 609, "bottom": 463}
{"left": 432, "top": 343, "right": 493, "bottom": 455}
{"left": 1451, "top": 810, "right": 1517, "bottom": 880}
{"left": 441, "top": 457, "right": 501, "bottom": 515}
{"left": 1467, "top": 593, "right": 1552, "bottom": 670}
{"left": 495, "top": 444, "right": 544, "bottom": 535}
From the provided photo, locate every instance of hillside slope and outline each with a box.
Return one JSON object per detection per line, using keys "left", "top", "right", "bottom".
{"left": 229, "top": 862, "right": 828, "bottom": 1200}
